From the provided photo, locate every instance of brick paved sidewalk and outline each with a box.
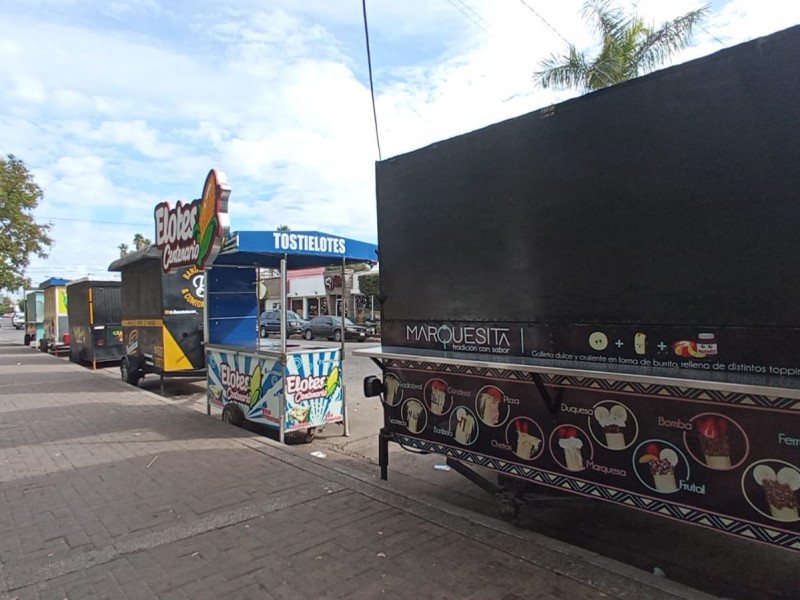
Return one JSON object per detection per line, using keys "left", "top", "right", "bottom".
{"left": 0, "top": 342, "right": 716, "bottom": 600}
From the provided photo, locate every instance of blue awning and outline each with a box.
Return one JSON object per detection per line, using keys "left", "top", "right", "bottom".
{"left": 210, "top": 230, "right": 378, "bottom": 269}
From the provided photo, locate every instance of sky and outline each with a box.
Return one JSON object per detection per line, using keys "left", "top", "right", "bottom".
{"left": 2, "top": 0, "right": 799, "bottom": 291}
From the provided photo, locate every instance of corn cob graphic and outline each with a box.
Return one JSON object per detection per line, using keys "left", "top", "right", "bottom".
{"left": 193, "top": 171, "right": 220, "bottom": 267}
{"left": 325, "top": 366, "right": 341, "bottom": 398}
{"left": 249, "top": 365, "right": 263, "bottom": 408}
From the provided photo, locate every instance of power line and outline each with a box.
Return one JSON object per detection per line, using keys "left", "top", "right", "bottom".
{"left": 515, "top": 0, "right": 571, "bottom": 46}
{"left": 35, "top": 216, "right": 151, "bottom": 227}
{"left": 445, "top": 0, "right": 488, "bottom": 32}
{"left": 361, "top": 0, "right": 382, "bottom": 161}
{"left": 698, "top": 24, "right": 726, "bottom": 47}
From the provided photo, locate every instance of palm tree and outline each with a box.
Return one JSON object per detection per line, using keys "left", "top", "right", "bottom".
{"left": 534, "top": 0, "right": 708, "bottom": 92}
{"left": 118, "top": 243, "right": 129, "bottom": 258}
{"left": 133, "top": 233, "right": 151, "bottom": 251}
{"left": 277, "top": 225, "right": 291, "bottom": 231}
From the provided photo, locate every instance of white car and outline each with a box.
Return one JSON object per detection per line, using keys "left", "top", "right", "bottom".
{"left": 12, "top": 313, "right": 24, "bottom": 330}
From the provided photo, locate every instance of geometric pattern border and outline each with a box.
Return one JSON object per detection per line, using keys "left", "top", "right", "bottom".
{"left": 392, "top": 434, "right": 800, "bottom": 552}
{"left": 384, "top": 359, "right": 800, "bottom": 411}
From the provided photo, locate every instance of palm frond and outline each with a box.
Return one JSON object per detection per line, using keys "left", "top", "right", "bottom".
{"left": 534, "top": 46, "right": 590, "bottom": 90}
{"left": 633, "top": 5, "right": 709, "bottom": 74}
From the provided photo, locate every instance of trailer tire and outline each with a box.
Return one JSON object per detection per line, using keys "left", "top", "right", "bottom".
{"left": 221, "top": 404, "right": 244, "bottom": 427}
{"left": 121, "top": 357, "right": 141, "bottom": 386}
{"left": 23, "top": 333, "right": 31, "bottom": 346}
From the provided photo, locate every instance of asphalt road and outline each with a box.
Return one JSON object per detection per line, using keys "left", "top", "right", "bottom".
{"left": 3, "top": 320, "right": 799, "bottom": 600}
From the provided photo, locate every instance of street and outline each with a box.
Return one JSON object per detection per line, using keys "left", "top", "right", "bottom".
{"left": 2, "top": 320, "right": 799, "bottom": 599}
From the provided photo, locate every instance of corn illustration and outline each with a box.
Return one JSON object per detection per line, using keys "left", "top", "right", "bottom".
{"left": 249, "top": 364, "right": 263, "bottom": 408}
{"left": 325, "top": 366, "right": 341, "bottom": 398}
{"left": 193, "top": 170, "right": 220, "bottom": 266}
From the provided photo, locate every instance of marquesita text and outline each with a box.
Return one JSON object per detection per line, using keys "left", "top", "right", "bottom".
{"left": 406, "top": 324, "right": 511, "bottom": 349}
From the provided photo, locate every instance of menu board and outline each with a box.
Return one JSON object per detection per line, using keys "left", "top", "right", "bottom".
{"left": 381, "top": 359, "right": 800, "bottom": 551}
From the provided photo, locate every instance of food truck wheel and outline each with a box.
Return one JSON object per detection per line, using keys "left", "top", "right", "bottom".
{"left": 121, "top": 357, "right": 141, "bottom": 386}
{"left": 23, "top": 333, "right": 31, "bottom": 346}
{"left": 221, "top": 404, "right": 244, "bottom": 427}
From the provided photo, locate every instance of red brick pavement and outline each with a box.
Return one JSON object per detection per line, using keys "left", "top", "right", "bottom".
{"left": 0, "top": 342, "right": 715, "bottom": 600}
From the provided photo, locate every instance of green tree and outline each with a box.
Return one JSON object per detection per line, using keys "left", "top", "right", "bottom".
{"left": 133, "top": 233, "right": 151, "bottom": 250}
{"left": 118, "top": 243, "right": 129, "bottom": 257}
{"left": 534, "top": 0, "right": 708, "bottom": 92}
{"left": 277, "top": 224, "right": 291, "bottom": 231}
{"left": 0, "top": 155, "right": 53, "bottom": 291}
{"left": 359, "top": 273, "right": 380, "bottom": 299}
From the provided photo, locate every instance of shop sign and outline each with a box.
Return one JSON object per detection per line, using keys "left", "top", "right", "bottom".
{"left": 154, "top": 169, "right": 231, "bottom": 272}
{"left": 324, "top": 274, "right": 343, "bottom": 292}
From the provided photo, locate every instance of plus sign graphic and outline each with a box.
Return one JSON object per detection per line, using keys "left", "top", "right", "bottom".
{"left": 615, "top": 339, "right": 624, "bottom": 348}
{"left": 657, "top": 341, "right": 668, "bottom": 351}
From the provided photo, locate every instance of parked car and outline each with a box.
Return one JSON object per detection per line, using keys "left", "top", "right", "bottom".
{"left": 259, "top": 309, "right": 308, "bottom": 338}
{"left": 302, "top": 315, "right": 370, "bottom": 342}
{"left": 12, "top": 313, "right": 25, "bottom": 330}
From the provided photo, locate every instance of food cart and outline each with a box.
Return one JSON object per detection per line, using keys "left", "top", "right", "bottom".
{"left": 67, "top": 276, "right": 124, "bottom": 369}
{"left": 358, "top": 27, "right": 800, "bottom": 552}
{"left": 40, "top": 277, "right": 70, "bottom": 354}
{"left": 205, "top": 230, "right": 378, "bottom": 442}
{"left": 145, "top": 168, "right": 378, "bottom": 442}
{"left": 108, "top": 246, "right": 206, "bottom": 388}
{"left": 23, "top": 289, "right": 44, "bottom": 347}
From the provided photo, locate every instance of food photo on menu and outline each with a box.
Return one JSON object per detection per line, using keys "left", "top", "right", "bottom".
{"left": 637, "top": 442, "right": 682, "bottom": 493}
{"left": 384, "top": 373, "right": 401, "bottom": 406}
{"left": 592, "top": 402, "right": 630, "bottom": 450}
{"left": 477, "top": 386, "right": 504, "bottom": 426}
{"left": 750, "top": 464, "right": 800, "bottom": 522}
{"left": 512, "top": 418, "right": 542, "bottom": 460}
{"left": 685, "top": 413, "right": 748, "bottom": 470}
{"left": 555, "top": 426, "right": 585, "bottom": 472}
{"left": 404, "top": 399, "right": 425, "bottom": 434}
{"left": 452, "top": 407, "right": 477, "bottom": 445}
{"left": 427, "top": 379, "right": 449, "bottom": 415}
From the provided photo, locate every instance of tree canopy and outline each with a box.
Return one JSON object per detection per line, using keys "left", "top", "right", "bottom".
{"left": 359, "top": 273, "right": 380, "bottom": 298}
{"left": 534, "top": 0, "right": 708, "bottom": 92}
{"left": 0, "top": 155, "right": 53, "bottom": 291}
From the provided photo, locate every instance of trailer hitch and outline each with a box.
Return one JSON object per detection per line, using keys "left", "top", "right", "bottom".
{"left": 531, "top": 373, "right": 562, "bottom": 414}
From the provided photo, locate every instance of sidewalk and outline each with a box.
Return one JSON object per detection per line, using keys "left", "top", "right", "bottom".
{"left": 0, "top": 341, "right": 717, "bottom": 600}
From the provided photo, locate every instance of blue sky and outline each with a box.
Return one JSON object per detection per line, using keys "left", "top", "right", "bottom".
{"left": 2, "top": 0, "right": 798, "bottom": 288}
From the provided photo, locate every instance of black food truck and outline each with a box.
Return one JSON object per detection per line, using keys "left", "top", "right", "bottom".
{"left": 357, "top": 26, "right": 800, "bottom": 552}
{"left": 108, "top": 245, "right": 205, "bottom": 387}
{"left": 66, "top": 276, "right": 124, "bottom": 368}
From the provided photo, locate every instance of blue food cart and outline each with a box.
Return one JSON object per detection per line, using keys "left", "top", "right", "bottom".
{"left": 205, "top": 231, "right": 378, "bottom": 442}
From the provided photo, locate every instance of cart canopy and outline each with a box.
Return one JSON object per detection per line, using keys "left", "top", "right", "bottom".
{"left": 206, "top": 230, "right": 377, "bottom": 348}
{"left": 212, "top": 231, "right": 378, "bottom": 269}
{"left": 39, "top": 277, "right": 70, "bottom": 288}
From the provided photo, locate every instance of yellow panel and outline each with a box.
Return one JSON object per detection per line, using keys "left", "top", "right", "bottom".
{"left": 162, "top": 325, "right": 192, "bottom": 371}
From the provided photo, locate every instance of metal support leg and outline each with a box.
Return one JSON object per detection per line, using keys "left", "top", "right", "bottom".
{"left": 378, "top": 427, "right": 390, "bottom": 480}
